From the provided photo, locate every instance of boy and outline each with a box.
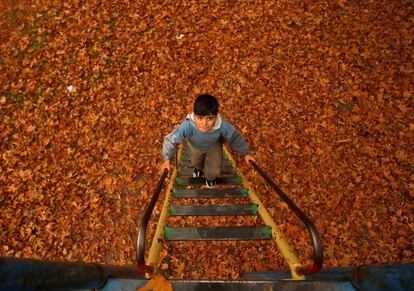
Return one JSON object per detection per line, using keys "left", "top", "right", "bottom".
{"left": 160, "top": 94, "right": 255, "bottom": 188}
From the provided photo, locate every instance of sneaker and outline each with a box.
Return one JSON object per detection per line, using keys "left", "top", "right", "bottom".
{"left": 192, "top": 168, "right": 204, "bottom": 178}
{"left": 206, "top": 179, "right": 216, "bottom": 188}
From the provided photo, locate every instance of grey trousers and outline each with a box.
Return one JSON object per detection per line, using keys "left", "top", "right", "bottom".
{"left": 191, "top": 143, "right": 223, "bottom": 180}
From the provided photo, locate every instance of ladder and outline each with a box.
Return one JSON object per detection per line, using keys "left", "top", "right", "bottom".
{"left": 144, "top": 142, "right": 313, "bottom": 279}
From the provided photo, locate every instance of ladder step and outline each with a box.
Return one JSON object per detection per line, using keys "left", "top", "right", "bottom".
{"left": 169, "top": 204, "right": 258, "bottom": 216}
{"left": 178, "top": 167, "right": 235, "bottom": 176}
{"left": 173, "top": 188, "right": 248, "bottom": 198}
{"left": 164, "top": 226, "right": 272, "bottom": 241}
{"left": 176, "top": 176, "right": 241, "bottom": 186}
{"left": 180, "top": 160, "right": 232, "bottom": 167}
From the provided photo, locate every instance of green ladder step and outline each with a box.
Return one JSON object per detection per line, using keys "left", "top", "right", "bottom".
{"left": 173, "top": 188, "right": 248, "bottom": 198}
{"left": 178, "top": 167, "right": 235, "bottom": 176}
{"left": 164, "top": 226, "right": 272, "bottom": 241}
{"left": 180, "top": 160, "right": 232, "bottom": 167}
{"left": 169, "top": 204, "right": 258, "bottom": 216}
{"left": 176, "top": 176, "right": 241, "bottom": 186}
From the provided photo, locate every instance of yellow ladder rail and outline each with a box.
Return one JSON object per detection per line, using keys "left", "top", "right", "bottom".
{"left": 147, "top": 145, "right": 182, "bottom": 269}
{"left": 223, "top": 145, "right": 305, "bottom": 280}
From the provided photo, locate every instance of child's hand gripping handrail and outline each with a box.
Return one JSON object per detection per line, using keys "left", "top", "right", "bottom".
{"left": 136, "top": 168, "right": 168, "bottom": 272}
{"left": 249, "top": 160, "right": 323, "bottom": 275}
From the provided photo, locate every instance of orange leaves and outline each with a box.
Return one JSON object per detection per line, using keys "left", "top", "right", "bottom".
{"left": 390, "top": 216, "right": 398, "bottom": 225}
{"left": 170, "top": 258, "right": 185, "bottom": 279}
{"left": 0, "top": 0, "right": 413, "bottom": 282}
{"left": 122, "top": 116, "right": 132, "bottom": 126}
{"left": 395, "top": 150, "right": 408, "bottom": 163}
{"left": 102, "top": 176, "right": 116, "bottom": 194}
{"left": 137, "top": 273, "right": 173, "bottom": 291}
{"left": 281, "top": 173, "right": 291, "bottom": 184}
{"left": 340, "top": 256, "right": 352, "bottom": 266}
{"left": 325, "top": 244, "right": 335, "bottom": 258}
{"left": 6, "top": 184, "right": 19, "bottom": 193}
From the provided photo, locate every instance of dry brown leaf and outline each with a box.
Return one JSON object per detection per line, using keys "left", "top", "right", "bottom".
{"left": 137, "top": 273, "right": 173, "bottom": 291}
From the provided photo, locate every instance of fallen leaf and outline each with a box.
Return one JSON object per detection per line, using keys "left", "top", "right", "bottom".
{"left": 137, "top": 273, "right": 173, "bottom": 291}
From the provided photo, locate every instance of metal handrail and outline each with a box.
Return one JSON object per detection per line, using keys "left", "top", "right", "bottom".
{"left": 249, "top": 160, "right": 323, "bottom": 275}
{"left": 136, "top": 168, "right": 168, "bottom": 272}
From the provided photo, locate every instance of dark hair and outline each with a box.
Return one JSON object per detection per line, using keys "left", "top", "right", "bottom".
{"left": 193, "top": 94, "right": 219, "bottom": 116}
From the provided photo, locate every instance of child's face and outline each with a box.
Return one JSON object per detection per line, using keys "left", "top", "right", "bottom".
{"left": 194, "top": 114, "right": 217, "bottom": 132}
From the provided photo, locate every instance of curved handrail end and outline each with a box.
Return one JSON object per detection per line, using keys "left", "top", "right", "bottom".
{"left": 249, "top": 160, "right": 323, "bottom": 276}
{"left": 136, "top": 168, "right": 169, "bottom": 270}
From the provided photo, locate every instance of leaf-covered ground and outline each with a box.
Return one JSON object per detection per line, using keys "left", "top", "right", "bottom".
{"left": 1, "top": 0, "right": 413, "bottom": 280}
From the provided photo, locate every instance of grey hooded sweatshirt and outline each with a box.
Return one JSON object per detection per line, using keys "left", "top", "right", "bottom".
{"left": 162, "top": 114, "right": 249, "bottom": 161}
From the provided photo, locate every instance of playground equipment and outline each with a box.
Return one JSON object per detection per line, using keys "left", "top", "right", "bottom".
{"left": 1, "top": 142, "right": 412, "bottom": 290}
{"left": 137, "top": 143, "right": 322, "bottom": 279}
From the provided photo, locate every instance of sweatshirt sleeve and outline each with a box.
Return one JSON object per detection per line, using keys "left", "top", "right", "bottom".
{"left": 221, "top": 121, "right": 250, "bottom": 156}
{"left": 162, "top": 120, "right": 189, "bottom": 161}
